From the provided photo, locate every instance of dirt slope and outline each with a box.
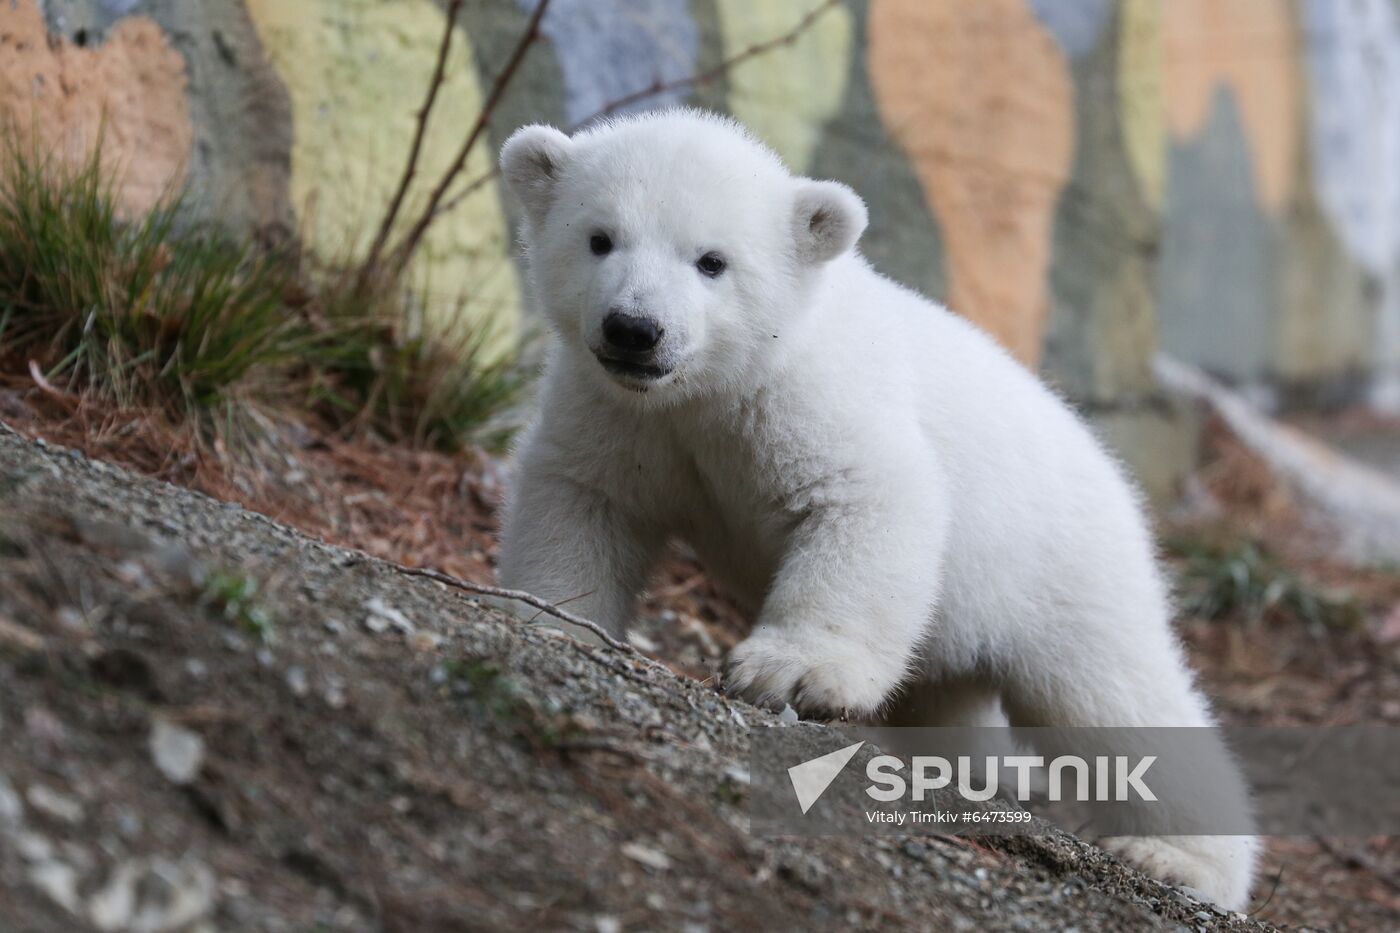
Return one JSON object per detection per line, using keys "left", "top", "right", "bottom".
{"left": 0, "top": 422, "right": 1274, "bottom": 932}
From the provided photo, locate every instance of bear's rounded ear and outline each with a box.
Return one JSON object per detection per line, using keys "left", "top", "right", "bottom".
{"left": 500, "top": 124, "right": 574, "bottom": 223}
{"left": 792, "top": 179, "right": 868, "bottom": 265}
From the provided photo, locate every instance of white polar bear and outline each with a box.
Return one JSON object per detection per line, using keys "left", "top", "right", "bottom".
{"left": 495, "top": 109, "right": 1258, "bottom": 910}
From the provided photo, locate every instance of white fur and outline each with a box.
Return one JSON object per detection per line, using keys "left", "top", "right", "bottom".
{"left": 496, "top": 109, "right": 1258, "bottom": 910}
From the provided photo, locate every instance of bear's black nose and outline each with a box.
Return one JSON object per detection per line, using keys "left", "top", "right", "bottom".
{"left": 602, "top": 311, "right": 662, "bottom": 353}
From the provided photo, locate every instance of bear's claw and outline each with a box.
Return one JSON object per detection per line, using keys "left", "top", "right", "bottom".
{"left": 722, "top": 627, "right": 902, "bottom": 719}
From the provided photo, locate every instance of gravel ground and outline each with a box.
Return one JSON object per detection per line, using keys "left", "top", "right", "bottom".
{"left": 0, "top": 420, "right": 1279, "bottom": 932}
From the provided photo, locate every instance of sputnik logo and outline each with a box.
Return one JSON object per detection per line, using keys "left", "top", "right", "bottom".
{"left": 787, "top": 741, "right": 865, "bottom": 814}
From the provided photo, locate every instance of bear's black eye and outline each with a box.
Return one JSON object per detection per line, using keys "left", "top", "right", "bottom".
{"left": 697, "top": 252, "right": 726, "bottom": 277}
{"left": 589, "top": 232, "right": 613, "bottom": 256}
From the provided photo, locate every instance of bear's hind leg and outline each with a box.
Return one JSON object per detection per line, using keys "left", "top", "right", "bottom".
{"left": 999, "top": 632, "right": 1259, "bottom": 912}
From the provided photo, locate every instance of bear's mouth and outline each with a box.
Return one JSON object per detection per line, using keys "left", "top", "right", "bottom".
{"left": 595, "top": 354, "right": 672, "bottom": 382}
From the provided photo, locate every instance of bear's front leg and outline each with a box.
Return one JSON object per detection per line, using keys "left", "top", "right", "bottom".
{"left": 724, "top": 478, "right": 946, "bottom": 718}
{"left": 497, "top": 468, "right": 663, "bottom": 643}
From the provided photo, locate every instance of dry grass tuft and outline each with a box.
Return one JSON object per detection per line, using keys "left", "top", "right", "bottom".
{"left": 0, "top": 135, "right": 523, "bottom": 456}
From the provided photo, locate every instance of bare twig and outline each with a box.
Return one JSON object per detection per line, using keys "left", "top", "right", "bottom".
{"left": 1248, "top": 863, "right": 1286, "bottom": 919}
{"left": 386, "top": 0, "right": 553, "bottom": 274}
{"left": 430, "top": 170, "right": 499, "bottom": 221}
{"left": 428, "top": 0, "right": 845, "bottom": 222}
{"left": 361, "top": 0, "right": 466, "bottom": 282}
{"left": 584, "top": 0, "right": 844, "bottom": 124}
{"left": 389, "top": 561, "right": 635, "bottom": 654}
{"left": 526, "top": 586, "right": 595, "bottom": 623}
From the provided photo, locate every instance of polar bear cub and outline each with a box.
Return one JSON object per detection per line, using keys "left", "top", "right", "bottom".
{"left": 495, "top": 109, "right": 1257, "bottom": 910}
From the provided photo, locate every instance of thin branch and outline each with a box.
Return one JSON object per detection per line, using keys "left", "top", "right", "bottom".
{"left": 361, "top": 0, "right": 466, "bottom": 282}
{"left": 431, "top": 169, "right": 499, "bottom": 221}
{"left": 585, "top": 0, "right": 843, "bottom": 125}
{"left": 386, "top": 0, "right": 552, "bottom": 274}
{"left": 390, "top": 562, "right": 635, "bottom": 654}
{"left": 1245, "top": 862, "right": 1284, "bottom": 919}
{"left": 427, "top": 0, "right": 845, "bottom": 222}
{"left": 527, "top": 586, "right": 595, "bottom": 623}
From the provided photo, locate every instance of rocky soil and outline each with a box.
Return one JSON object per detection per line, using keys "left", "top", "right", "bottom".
{"left": 0, "top": 420, "right": 1286, "bottom": 931}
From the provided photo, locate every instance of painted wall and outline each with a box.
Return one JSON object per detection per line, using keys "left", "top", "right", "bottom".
{"left": 4, "top": 0, "right": 1398, "bottom": 496}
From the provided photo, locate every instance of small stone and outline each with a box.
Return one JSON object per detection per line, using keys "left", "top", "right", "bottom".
{"left": 323, "top": 618, "right": 346, "bottom": 636}
{"left": 729, "top": 708, "right": 747, "bottom": 728}
{"left": 185, "top": 658, "right": 209, "bottom": 680}
{"left": 324, "top": 680, "right": 347, "bottom": 709}
{"left": 29, "top": 859, "right": 80, "bottom": 913}
{"left": 778, "top": 704, "right": 799, "bottom": 725}
{"left": 410, "top": 630, "right": 443, "bottom": 653}
{"left": 53, "top": 606, "right": 87, "bottom": 634}
{"left": 16, "top": 831, "right": 54, "bottom": 862}
{"left": 129, "top": 857, "right": 216, "bottom": 931}
{"left": 89, "top": 862, "right": 140, "bottom": 931}
{"left": 364, "top": 598, "right": 414, "bottom": 635}
{"left": 113, "top": 560, "right": 148, "bottom": 585}
{"left": 255, "top": 649, "right": 274, "bottom": 668}
{"left": 149, "top": 719, "right": 205, "bottom": 785}
{"left": 27, "top": 785, "right": 83, "bottom": 824}
{"left": 627, "top": 631, "right": 659, "bottom": 652}
{"left": 723, "top": 765, "right": 750, "bottom": 786}
{"left": 285, "top": 666, "right": 309, "bottom": 697}
{"left": 595, "top": 917, "right": 622, "bottom": 933}
{"left": 568, "top": 712, "right": 602, "bottom": 733}
{"left": 620, "top": 841, "right": 672, "bottom": 871}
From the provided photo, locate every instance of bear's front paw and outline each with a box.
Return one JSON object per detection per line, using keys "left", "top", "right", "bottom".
{"left": 722, "top": 627, "right": 905, "bottom": 719}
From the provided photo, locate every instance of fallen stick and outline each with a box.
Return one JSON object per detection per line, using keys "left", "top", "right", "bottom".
{"left": 389, "top": 562, "right": 636, "bottom": 655}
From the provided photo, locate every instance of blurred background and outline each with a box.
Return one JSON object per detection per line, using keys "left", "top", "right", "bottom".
{"left": 7, "top": 0, "right": 1400, "bottom": 497}
{"left": 3, "top": 1, "right": 1400, "bottom": 930}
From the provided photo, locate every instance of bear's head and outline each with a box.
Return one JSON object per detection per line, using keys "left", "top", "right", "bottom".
{"left": 500, "top": 109, "right": 867, "bottom": 401}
